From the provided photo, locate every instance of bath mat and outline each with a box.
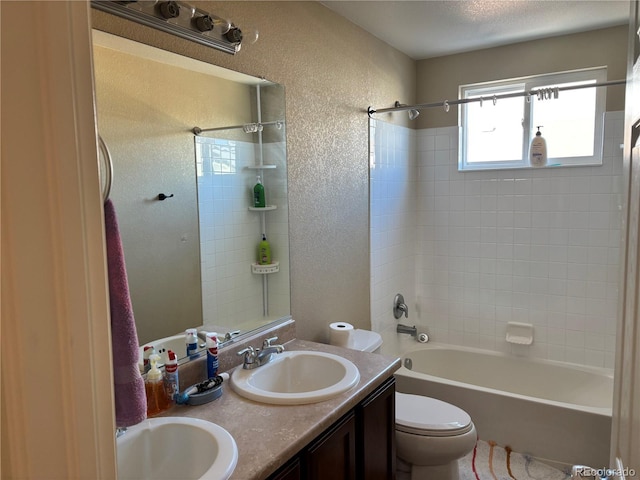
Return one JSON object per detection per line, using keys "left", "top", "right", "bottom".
{"left": 458, "top": 440, "right": 571, "bottom": 480}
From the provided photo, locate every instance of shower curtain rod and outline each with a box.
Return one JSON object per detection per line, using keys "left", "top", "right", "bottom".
{"left": 193, "top": 120, "right": 284, "bottom": 135}
{"left": 367, "top": 79, "right": 626, "bottom": 117}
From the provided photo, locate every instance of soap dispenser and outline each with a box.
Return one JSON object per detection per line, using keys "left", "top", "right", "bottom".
{"left": 145, "top": 353, "right": 171, "bottom": 416}
{"left": 529, "top": 126, "right": 547, "bottom": 167}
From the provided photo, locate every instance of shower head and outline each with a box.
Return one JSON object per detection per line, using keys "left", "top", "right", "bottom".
{"left": 394, "top": 101, "right": 420, "bottom": 120}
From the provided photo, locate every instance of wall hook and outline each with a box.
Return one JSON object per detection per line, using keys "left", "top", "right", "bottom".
{"left": 158, "top": 193, "right": 174, "bottom": 201}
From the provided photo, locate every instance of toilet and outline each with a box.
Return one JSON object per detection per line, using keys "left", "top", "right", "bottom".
{"left": 329, "top": 327, "right": 476, "bottom": 479}
{"left": 395, "top": 392, "right": 476, "bottom": 480}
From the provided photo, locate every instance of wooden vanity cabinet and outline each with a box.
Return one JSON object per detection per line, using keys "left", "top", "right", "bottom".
{"left": 268, "top": 377, "right": 396, "bottom": 480}
{"left": 356, "top": 377, "right": 396, "bottom": 479}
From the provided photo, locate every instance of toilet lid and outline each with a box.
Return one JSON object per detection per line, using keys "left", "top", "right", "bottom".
{"left": 395, "top": 392, "right": 473, "bottom": 437}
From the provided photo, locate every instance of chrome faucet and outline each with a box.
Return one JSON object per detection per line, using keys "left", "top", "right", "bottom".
{"left": 396, "top": 324, "right": 417, "bottom": 337}
{"left": 198, "top": 329, "right": 241, "bottom": 347}
{"left": 237, "top": 336, "right": 284, "bottom": 370}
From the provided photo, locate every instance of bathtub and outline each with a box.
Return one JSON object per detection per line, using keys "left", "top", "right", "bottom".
{"left": 392, "top": 343, "right": 613, "bottom": 468}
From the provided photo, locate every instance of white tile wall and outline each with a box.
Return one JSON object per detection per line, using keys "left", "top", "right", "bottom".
{"left": 196, "top": 137, "right": 290, "bottom": 329}
{"left": 370, "top": 119, "right": 417, "bottom": 335}
{"left": 371, "top": 112, "right": 623, "bottom": 368}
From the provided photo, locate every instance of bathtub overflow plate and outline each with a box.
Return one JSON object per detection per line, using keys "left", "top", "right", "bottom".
{"left": 403, "top": 358, "right": 413, "bottom": 370}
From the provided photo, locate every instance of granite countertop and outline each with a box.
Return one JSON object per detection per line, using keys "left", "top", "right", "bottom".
{"left": 161, "top": 339, "right": 400, "bottom": 479}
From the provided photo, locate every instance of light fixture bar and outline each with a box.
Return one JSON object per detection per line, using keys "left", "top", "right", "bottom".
{"left": 91, "top": 1, "right": 241, "bottom": 55}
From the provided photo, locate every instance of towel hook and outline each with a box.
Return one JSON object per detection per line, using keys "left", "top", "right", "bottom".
{"left": 158, "top": 193, "right": 174, "bottom": 201}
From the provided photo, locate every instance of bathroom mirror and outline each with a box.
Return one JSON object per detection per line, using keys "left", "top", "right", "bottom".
{"left": 93, "top": 30, "right": 290, "bottom": 352}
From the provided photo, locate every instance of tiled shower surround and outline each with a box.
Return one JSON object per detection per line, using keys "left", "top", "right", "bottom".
{"left": 196, "top": 136, "right": 290, "bottom": 329}
{"left": 370, "top": 112, "right": 624, "bottom": 368}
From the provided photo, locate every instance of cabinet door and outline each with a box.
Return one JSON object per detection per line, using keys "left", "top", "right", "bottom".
{"left": 305, "top": 412, "right": 356, "bottom": 480}
{"left": 358, "top": 377, "right": 396, "bottom": 480}
{"left": 269, "top": 457, "right": 302, "bottom": 480}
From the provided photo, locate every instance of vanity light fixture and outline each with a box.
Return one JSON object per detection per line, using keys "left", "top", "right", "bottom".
{"left": 91, "top": 1, "right": 249, "bottom": 55}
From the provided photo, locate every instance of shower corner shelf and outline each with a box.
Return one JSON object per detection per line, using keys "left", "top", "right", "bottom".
{"left": 246, "top": 165, "right": 277, "bottom": 170}
{"left": 249, "top": 205, "right": 277, "bottom": 211}
{"left": 252, "top": 261, "right": 280, "bottom": 274}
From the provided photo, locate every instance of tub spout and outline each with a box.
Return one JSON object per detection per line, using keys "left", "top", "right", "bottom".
{"left": 396, "top": 324, "right": 417, "bottom": 337}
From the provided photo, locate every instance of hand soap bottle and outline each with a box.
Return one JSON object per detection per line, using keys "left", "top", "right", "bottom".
{"left": 529, "top": 126, "right": 547, "bottom": 167}
{"left": 258, "top": 234, "right": 271, "bottom": 265}
{"left": 253, "top": 175, "right": 266, "bottom": 208}
{"left": 145, "top": 353, "right": 171, "bottom": 416}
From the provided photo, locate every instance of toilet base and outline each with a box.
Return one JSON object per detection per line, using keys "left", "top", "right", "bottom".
{"left": 411, "top": 461, "right": 459, "bottom": 480}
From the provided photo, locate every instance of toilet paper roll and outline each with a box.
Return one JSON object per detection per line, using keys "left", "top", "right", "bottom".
{"left": 329, "top": 322, "right": 354, "bottom": 347}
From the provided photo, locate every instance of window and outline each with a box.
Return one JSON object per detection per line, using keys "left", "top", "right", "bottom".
{"left": 459, "top": 67, "right": 606, "bottom": 171}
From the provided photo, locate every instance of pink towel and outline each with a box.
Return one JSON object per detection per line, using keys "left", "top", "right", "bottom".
{"left": 104, "top": 199, "right": 147, "bottom": 427}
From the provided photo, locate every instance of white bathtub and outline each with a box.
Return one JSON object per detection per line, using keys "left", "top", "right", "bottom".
{"left": 392, "top": 343, "right": 613, "bottom": 467}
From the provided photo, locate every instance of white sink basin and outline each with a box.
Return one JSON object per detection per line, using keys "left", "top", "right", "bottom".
{"left": 117, "top": 417, "right": 237, "bottom": 480}
{"left": 231, "top": 350, "right": 360, "bottom": 405}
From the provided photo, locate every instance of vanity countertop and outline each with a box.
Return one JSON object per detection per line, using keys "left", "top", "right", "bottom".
{"left": 160, "top": 339, "right": 400, "bottom": 479}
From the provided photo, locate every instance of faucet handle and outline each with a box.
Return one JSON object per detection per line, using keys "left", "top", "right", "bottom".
{"left": 237, "top": 346, "right": 256, "bottom": 361}
{"left": 393, "top": 293, "right": 409, "bottom": 319}
{"left": 262, "top": 336, "right": 279, "bottom": 348}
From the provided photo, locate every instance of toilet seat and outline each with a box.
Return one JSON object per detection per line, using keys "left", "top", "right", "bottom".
{"left": 395, "top": 392, "right": 473, "bottom": 437}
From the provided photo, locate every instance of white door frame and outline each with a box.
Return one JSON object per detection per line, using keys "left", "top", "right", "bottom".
{"left": 1, "top": 1, "right": 116, "bottom": 477}
{"left": 611, "top": 0, "right": 640, "bottom": 476}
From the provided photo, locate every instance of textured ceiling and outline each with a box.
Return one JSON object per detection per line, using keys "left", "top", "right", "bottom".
{"left": 322, "top": 0, "right": 630, "bottom": 60}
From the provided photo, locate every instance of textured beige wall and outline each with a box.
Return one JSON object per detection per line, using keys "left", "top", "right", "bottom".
{"left": 416, "top": 26, "right": 628, "bottom": 129}
{"left": 92, "top": 2, "right": 416, "bottom": 342}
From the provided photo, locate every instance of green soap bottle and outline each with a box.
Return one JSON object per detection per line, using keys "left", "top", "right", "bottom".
{"left": 258, "top": 234, "right": 271, "bottom": 265}
{"left": 253, "top": 175, "right": 266, "bottom": 208}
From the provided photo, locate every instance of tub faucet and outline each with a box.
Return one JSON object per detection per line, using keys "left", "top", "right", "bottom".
{"left": 396, "top": 324, "right": 417, "bottom": 337}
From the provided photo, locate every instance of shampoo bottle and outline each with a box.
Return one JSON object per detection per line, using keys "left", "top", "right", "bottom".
{"left": 145, "top": 353, "right": 171, "bottom": 416}
{"left": 163, "top": 350, "right": 179, "bottom": 404}
{"left": 529, "top": 126, "right": 547, "bottom": 167}
{"left": 253, "top": 175, "right": 266, "bottom": 208}
{"left": 258, "top": 234, "right": 271, "bottom": 265}
{"left": 206, "top": 332, "right": 219, "bottom": 379}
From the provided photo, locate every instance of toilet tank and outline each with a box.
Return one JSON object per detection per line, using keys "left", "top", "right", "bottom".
{"left": 347, "top": 329, "right": 383, "bottom": 353}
